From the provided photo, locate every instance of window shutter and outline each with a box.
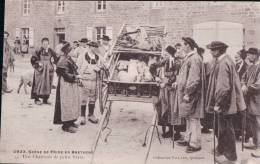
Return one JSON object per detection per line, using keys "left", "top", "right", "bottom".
{"left": 87, "top": 27, "right": 93, "bottom": 41}
{"left": 15, "top": 28, "right": 20, "bottom": 38}
{"left": 29, "top": 27, "right": 34, "bottom": 47}
{"left": 106, "top": 26, "right": 113, "bottom": 41}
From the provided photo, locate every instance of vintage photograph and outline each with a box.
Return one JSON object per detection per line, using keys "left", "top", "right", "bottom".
{"left": 1, "top": 1, "right": 260, "bottom": 164}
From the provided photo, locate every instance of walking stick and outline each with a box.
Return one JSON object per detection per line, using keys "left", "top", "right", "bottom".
{"left": 242, "top": 109, "right": 246, "bottom": 151}
{"left": 172, "top": 127, "right": 175, "bottom": 149}
{"left": 213, "top": 111, "right": 216, "bottom": 164}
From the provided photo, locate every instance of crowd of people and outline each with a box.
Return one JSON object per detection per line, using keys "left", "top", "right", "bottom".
{"left": 2, "top": 29, "right": 260, "bottom": 164}
{"left": 151, "top": 38, "right": 260, "bottom": 163}
{"left": 28, "top": 35, "right": 112, "bottom": 133}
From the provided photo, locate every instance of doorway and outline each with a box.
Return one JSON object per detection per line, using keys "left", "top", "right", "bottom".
{"left": 54, "top": 28, "right": 65, "bottom": 47}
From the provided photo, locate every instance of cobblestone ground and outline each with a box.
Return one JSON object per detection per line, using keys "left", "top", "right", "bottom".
{"left": 0, "top": 55, "right": 260, "bottom": 164}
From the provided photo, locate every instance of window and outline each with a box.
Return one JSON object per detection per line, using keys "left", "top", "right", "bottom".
{"left": 55, "top": 28, "right": 65, "bottom": 45}
{"left": 97, "top": 1, "right": 106, "bottom": 12}
{"left": 21, "top": 28, "right": 29, "bottom": 44}
{"left": 23, "top": 0, "right": 30, "bottom": 16}
{"left": 19, "top": 28, "right": 34, "bottom": 47}
{"left": 57, "top": 1, "right": 65, "bottom": 14}
{"left": 151, "top": 1, "right": 164, "bottom": 9}
{"left": 96, "top": 27, "right": 106, "bottom": 44}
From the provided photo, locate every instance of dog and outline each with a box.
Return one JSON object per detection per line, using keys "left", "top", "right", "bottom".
{"left": 17, "top": 71, "right": 33, "bottom": 94}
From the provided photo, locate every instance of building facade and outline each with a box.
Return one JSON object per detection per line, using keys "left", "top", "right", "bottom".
{"left": 4, "top": 1, "right": 260, "bottom": 60}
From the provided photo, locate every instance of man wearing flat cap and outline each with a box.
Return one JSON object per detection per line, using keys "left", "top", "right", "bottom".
{"left": 205, "top": 41, "right": 246, "bottom": 163}
{"left": 242, "top": 47, "right": 260, "bottom": 151}
{"left": 150, "top": 45, "right": 184, "bottom": 140}
{"left": 76, "top": 41, "right": 100, "bottom": 125}
{"left": 176, "top": 37, "right": 206, "bottom": 153}
{"left": 2, "top": 31, "right": 14, "bottom": 94}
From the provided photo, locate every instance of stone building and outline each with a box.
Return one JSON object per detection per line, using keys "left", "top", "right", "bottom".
{"left": 4, "top": 0, "right": 260, "bottom": 60}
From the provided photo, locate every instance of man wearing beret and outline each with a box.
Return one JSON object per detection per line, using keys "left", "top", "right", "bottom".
{"left": 2, "top": 31, "right": 14, "bottom": 94}
{"left": 242, "top": 48, "right": 260, "bottom": 150}
{"left": 150, "top": 45, "right": 184, "bottom": 140}
{"left": 205, "top": 41, "right": 246, "bottom": 163}
{"left": 176, "top": 37, "right": 206, "bottom": 153}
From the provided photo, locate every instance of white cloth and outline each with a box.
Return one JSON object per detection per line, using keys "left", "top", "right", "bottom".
{"left": 76, "top": 46, "right": 89, "bottom": 67}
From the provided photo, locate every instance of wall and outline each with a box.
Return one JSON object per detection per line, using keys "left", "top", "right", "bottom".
{"left": 4, "top": 1, "right": 260, "bottom": 49}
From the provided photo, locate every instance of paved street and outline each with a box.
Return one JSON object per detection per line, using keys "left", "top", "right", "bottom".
{"left": 0, "top": 55, "right": 260, "bottom": 164}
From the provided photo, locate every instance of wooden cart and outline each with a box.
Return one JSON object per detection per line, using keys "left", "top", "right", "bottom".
{"left": 91, "top": 24, "right": 166, "bottom": 164}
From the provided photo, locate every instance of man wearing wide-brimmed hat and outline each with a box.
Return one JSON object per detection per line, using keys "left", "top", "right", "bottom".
{"left": 2, "top": 31, "right": 14, "bottom": 94}
{"left": 205, "top": 41, "right": 246, "bottom": 163}
{"left": 74, "top": 38, "right": 89, "bottom": 62}
{"left": 232, "top": 48, "right": 250, "bottom": 141}
{"left": 68, "top": 41, "right": 80, "bottom": 62}
{"left": 98, "top": 35, "right": 112, "bottom": 60}
{"left": 242, "top": 47, "right": 260, "bottom": 151}
{"left": 176, "top": 37, "right": 206, "bottom": 153}
{"left": 235, "top": 49, "right": 248, "bottom": 80}
{"left": 76, "top": 41, "right": 100, "bottom": 125}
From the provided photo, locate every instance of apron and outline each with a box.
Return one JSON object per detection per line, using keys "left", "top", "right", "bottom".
{"left": 60, "top": 77, "right": 81, "bottom": 122}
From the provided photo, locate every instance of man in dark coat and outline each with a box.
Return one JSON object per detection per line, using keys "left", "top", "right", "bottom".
{"left": 242, "top": 47, "right": 260, "bottom": 150}
{"left": 31, "top": 37, "right": 59, "bottom": 105}
{"left": 198, "top": 47, "right": 214, "bottom": 134}
{"left": 176, "top": 37, "right": 206, "bottom": 153}
{"left": 235, "top": 49, "right": 248, "bottom": 80}
{"left": 205, "top": 41, "right": 246, "bottom": 163}
{"left": 233, "top": 49, "right": 250, "bottom": 140}
{"left": 2, "top": 31, "right": 14, "bottom": 94}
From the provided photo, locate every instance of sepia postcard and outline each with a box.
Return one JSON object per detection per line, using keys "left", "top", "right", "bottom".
{"left": 1, "top": 1, "right": 260, "bottom": 164}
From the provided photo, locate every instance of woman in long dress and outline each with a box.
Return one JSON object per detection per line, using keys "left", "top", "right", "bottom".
{"left": 150, "top": 45, "right": 184, "bottom": 139}
{"left": 53, "top": 42, "right": 82, "bottom": 133}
